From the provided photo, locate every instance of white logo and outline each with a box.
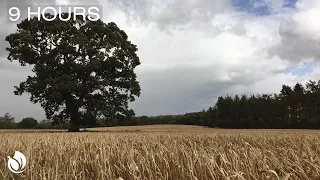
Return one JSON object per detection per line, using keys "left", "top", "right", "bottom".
{"left": 7, "top": 151, "right": 27, "bottom": 174}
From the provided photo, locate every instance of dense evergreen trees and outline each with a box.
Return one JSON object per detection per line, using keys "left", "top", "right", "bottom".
{"left": 130, "top": 80, "right": 320, "bottom": 129}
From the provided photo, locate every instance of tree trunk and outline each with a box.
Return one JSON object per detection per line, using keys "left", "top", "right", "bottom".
{"left": 68, "top": 120, "right": 80, "bottom": 132}
{"left": 68, "top": 109, "right": 80, "bottom": 132}
{"left": 68, "top": 110, "right": 80, "bottom": 132}
{"left": 64, "top": 94, "right": 80, "bottom": 132}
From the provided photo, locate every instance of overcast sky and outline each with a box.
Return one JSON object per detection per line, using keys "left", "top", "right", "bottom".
{"left": 1, "top": 0, "right": 320, "bottom": 121}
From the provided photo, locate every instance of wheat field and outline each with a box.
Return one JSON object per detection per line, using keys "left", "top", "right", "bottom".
{"left": 0, "top": 126, "right": 320, "bottom": 180}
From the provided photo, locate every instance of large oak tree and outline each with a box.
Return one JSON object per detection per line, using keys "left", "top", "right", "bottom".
{"left": 5, "top": 14, "right": 141, "bottom": 131}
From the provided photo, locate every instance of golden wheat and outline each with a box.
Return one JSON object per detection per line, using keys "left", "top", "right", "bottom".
{"left": 0, "top": 129, "right": 319, "bottom": 180}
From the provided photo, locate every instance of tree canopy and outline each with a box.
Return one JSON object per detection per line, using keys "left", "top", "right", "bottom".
{"left": 19, "top": 117, "right": 38, "bottom": 129}
{"left": 5, "top": 13, "right": 141, "bottom": 131}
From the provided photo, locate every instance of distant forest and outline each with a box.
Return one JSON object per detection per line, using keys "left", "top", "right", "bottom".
{"left": 1, "top": 80, "right": 320, "bottom": 129}
{"left": 130, "top": 80, "right": 320, "bottom": 129}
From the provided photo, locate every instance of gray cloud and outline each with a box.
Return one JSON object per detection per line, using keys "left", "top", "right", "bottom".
{"left": 0, "top": 58, "right": 44, "bottom": 121}
{"left": 0, "top": 0, "right": 58, "bottom": 59}
{"left": 270, "top": 21, "right": 320, "bottom": 62}
{"left": 0, "top": 30, "right": 10, "bottom": 59}
{"left": 131, "top": 68, "right": 235, "bottom": 115}
{"left": 130, "top": 62, "right": 285, "bottom": 115}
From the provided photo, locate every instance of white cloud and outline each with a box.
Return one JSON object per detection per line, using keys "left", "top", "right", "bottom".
{"left": 270, "top": 0, "right": 320, "bottom": 63}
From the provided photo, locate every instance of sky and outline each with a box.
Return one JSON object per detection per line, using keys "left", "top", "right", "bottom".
{"left": 1, "top": 0, "right": 320, "bottom": 121}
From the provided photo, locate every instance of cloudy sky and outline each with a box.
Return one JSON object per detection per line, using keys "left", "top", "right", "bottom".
{"left": 1, "top": 0, "right": 320, "bottom": 121}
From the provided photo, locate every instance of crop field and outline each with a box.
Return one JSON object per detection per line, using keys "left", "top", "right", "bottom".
{"left": 0, "top": 125, "right": 320, "bottom": 180}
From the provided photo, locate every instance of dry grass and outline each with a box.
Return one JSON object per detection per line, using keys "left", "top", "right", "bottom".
{"left": 0, "top": 126, "right": 320, "bottom": 180}
{"left": 89, "top": 125, "right": 320, "bottom": 134}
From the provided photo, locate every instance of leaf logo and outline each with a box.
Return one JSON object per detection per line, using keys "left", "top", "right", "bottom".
{"left": 7, "top": 151, "right": 27, "bottom": 174}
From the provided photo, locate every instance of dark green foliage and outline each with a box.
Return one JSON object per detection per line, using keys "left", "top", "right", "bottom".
{"left": 207, "top": 81, "right": 320, "bottom": 129}
{"left": 19, "top": 117, "right": 38, "bottom": 129}
{"left": 5, "top": 13, "right": 141, "bottom": 131}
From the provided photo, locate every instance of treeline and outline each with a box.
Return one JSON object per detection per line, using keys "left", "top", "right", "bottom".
{"left": 0, "top": 114, "right": 69, "bottom": 129}
{"left": 128, "top": 80, "right": 320, "bottom": 129}
{"left": 0, "top": 113, "right": 106, "bottom": 129}
{"left": 210, "top": 80, "right": 320, "bottom": 129}
{"left": 2, "top": 80, "right": 320, "bottom": 129}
